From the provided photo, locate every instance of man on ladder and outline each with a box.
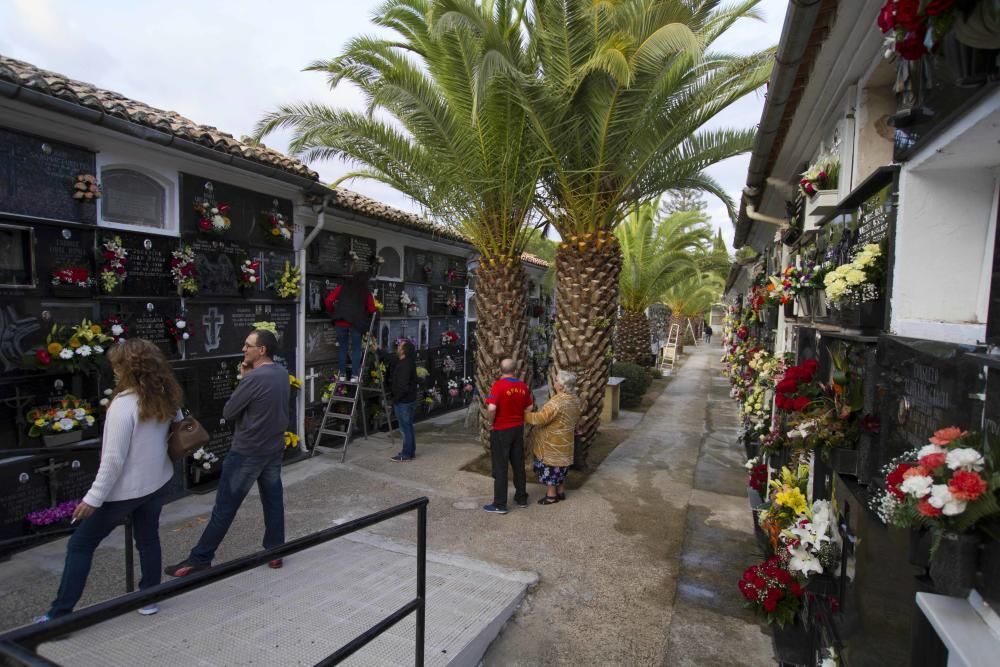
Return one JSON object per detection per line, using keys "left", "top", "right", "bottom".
{"left": 324, "top": 270, "right": 377, "bottom": 382}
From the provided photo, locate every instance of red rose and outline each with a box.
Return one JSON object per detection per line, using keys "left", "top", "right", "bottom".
{"left": 790, "top": 581, "right": 803, "bottom": 597}
{"left": 862, "top": 414, "right": 881, "bottom": 434}
{"left": 198, "top": 218, "right": 212, "bottom": 230}
{"left": 925, "top": 0, "right": 957, "bottom": 16}
{"left": 218, "top": 203, "right": 231, "bottom": 215}
{"left": 886, "top": 463, "right": 913, "bottom": 500}
{"left": 918, "top": 498, "right": 943, "bottom": 517}
{"left": 948, "top": 471, "right": 987, "bottom": 501}
{"left": 35, "top": 349, "right": 51, "bottom": 365}
{"left": 918, "top": 452, "right": 947, "bottom": 469}
{"left": 789, "top": 396, "right": 811, "bottom": 412}
{"left": 877, "top": 0, "right": 895, "bottom": 33}
{"left": 897, "top": 28, "right": 927, "bottom": 60}
{"left": 774, "top": 569, "right": 792, "bottom": 585}
{"left": 763, "top": 597, "right": 778, "bottom": 612}
{"left": 895, "top": 0, "right": 923, "bottom": 31}
{"left": 776, "top": 378, "right": 798, "bottom": 394}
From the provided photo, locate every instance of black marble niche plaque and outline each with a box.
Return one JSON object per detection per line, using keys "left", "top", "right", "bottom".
{"left": 190, "top": 238, "right": 245, "bottom": 298}
{"left": 101, "top": 299, "right": 180, "bottom": 358}
{"left": 303, "top": 360, "right": 340, "bottom": 405}
{"left": 4, "top": 300, "right": 100, "bottom": 374}
{"left": 257, "top": 248, "right": 296, "bottom": 299}
{"left": 850, "top": 184, "right": 892, "bottom": 250}
{"left": 0, "top": 373, "right": 90, "bottom": 449}
{"left": 307, "top": 277, "right": 339, "bottom": 316}
{"left": 376, "top": 280, "right": 402, "bottom": 317}
{"left": 179, "top": 174, "right": 293, "bottom": 247}
{"left": 429, "top": 317, "right": 462, "bottom": 347}
{"left": 428, "top": 285, "right": 450, "bottom": 316}
{"left": 877, "top": 336, "right": 985, "bottom": 467}
{"left": 35, "top": 225, "right": 96, "bottom": 297}
{"left": 429, "top": 253, "right": 451, "bottom": 286}
{"left": 348, "top": 236, "right": 377, "bottom": 275}
{"left": 0, "top": 457, "right": 53, "bottom": 539}
{"left": 403, "top": 246, "right": 432, "bottom": 284}
{"left": 308, "top": 231, "right": 349, "bottom": 275}
{"left": 111, "top": 232, "right": 176, "bottom": 297}
{"left": 184, "top": 302, "right": 296, "bottom": 360}
{"left": 305, "top": 319, "right": 339, "bottom": 364}
{"left": 0, "top": 128, "right": 97, "bottom": 224}
{"left": 402, "top": 283, "right": 428, "bottom": 318}
{"left": 55, "top": 455, "right": 99, "bottom": 504}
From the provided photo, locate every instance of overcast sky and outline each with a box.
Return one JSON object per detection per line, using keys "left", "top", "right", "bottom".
{"left": 0, "top": 0, "right": 788, "bottom": 248}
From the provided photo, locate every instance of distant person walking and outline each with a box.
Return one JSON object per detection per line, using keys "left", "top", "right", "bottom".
{"left": 324, "top": 271, "right": 376, "bottom": 382}
{"left": 525, "top": 370, "right": 582, "bottom": 505}
{"left": 36, "top": 339, "right": 183, "bottom": 621}
{"left": 483, "top": 358, "right": 534, "bottom": 514}
{"left": 704, "top": 324, "right": 713, "bottom": 344}
{"left": 386, "top": 340, "right": 418, "bottom": 462}
{"left": 165, "top": 329, "right": 289, "bottom": 577}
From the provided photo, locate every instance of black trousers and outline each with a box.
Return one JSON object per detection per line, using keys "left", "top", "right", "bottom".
{"left": 491, "top": 425, "right": 527, "bottom": 508}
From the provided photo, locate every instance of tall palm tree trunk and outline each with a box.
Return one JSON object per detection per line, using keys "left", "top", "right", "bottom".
{"left": 474, "top": 257, "right": 530, "bottom": 449}
{"left": 551, "top": 231, "right": 622, "bottom": 468}
{"left": 615, "top": 308, "right": 651, "bottom": 366}
{"left": 669, "top": 312, "right": 686, "bottom": 354}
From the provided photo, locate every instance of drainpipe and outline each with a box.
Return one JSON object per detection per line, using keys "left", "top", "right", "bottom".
{"left": 734, "top": 0, "right": 825, "bottom": 248}
{"left": 745, "top": 203, "right": 787, "bottom": 227}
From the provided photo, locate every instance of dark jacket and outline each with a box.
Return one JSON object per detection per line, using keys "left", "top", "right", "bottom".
{"left": 326, "top": 272, "right": 373, "bottom": 333}
{"left": 386, "top": 342, "right": 418, "bottom": 404}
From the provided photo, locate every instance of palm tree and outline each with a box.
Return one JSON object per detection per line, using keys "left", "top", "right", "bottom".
{"left": 253, "top": 0, "right": 541, "bottom": 446}
{"left": 661, "top": 271, "right": 725, "bottom": 353}
{"left": 488, "top": 0, "right": 774, "bottom": 463}
{"left": 615, "top": 198, "right": 711, "bottom": 365}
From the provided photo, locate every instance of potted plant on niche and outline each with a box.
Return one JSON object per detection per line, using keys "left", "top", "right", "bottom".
{"left": 27, "top": 395, "right": 97, "bottom": 446}
{"left": 26, "top": 500, "right": 81, "bottom": 534}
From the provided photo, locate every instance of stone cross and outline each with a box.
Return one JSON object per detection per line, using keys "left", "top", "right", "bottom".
{"left": 34, "top": 457, "right": 69, "bottom": 506}
{"left": 305, "top": 367, "right": 321, "bottom": 404}
{"left": 2, "top": 386, "right": 36, "bottom": 448}
{"left": 202, "top": 307, "right": 225, "bottom": 352}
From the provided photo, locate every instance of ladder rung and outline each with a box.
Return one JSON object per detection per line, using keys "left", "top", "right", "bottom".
{"left": 330, "top": 396, "right": 356, "bottom": 403}
{"left": 323, "top": 412, "right": 352, "bottom": 420}
{"left": 319, "top": 428, "right": 349, "bottom": 437}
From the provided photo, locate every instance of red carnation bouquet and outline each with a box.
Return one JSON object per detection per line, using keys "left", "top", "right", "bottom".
{"left": 739, "top": 554, "right": 804, "bottom": 627}
{"left": 774, "top": 359, "right": 820, "bottom": 412}
{"left": 876, "top": 0, "right": 959, "bottom": 61}
{"left": 51, "top": 267, "right": 92, "bottom": 288}
{"left": 871, "top": 427, "right": 1000, "bottom": 543}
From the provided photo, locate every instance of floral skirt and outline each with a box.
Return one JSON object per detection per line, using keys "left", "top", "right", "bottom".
{"left": 533, "top": 458, "right": 568, "bottom": 486}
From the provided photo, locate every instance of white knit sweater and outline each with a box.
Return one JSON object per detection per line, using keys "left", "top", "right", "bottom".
{"left": 82, "top": 392, "right": 178, "bottom": 507}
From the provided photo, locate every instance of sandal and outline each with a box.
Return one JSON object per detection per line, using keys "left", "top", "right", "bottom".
{"left": 537, "top": 496, "right": 560, "bottom": 505}
{"left": 557, "top": 492, "right": 566, "bottom": 501}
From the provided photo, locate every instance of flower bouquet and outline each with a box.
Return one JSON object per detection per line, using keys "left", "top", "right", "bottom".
{"left": 462, "top": 376, "right": 474, "bottom": 394}
{"left": 72, "top": 174, "right": 101, "bottom": 201}
{"left": 747, "top": 457, "right": 768, "bottom": 496}
{"left": 98, "top": 236, "right": 128, "bottom": 293}
{"left": 781, "top": 499, "right": 840, "bottom": 578}
{"left": 447, "top": 379, "right": 460, "bottom": 398}
{"left": 289, "top": 375, "right": 302, "bottom": 392}
{"left": 440, "top": 330, "right": 460, "bottom": 346}
{"left": 263, "top": 208, "right": 292, "bottom": 242}
{"left": 193, "top": 183, "right": 231, "bottom": 234}
{"left": 446, "top": 266, "right": 459, "bottom": 283}
{"left": 774, "top": 359, "right": 821, "bottom": 413}
{"left": 799, "top": 155, "right": 839, "bottom": 198}
{"left": 166, "top": 315, "right": 191, "bottom": 344}
{"left": 739, "top": 554, "right": 804, "bottom": 627}
{"left": 51, "top": 267, "right": 92, "bottom": 296}
{"left": 823, "top": 244, "right": 883, "bottom": 308}
{"left": 759, "top": 465, "right": 812, "bottom": 553}
{"left": 27, "top": 395, "right": 97, "bottom": 446}
{"left": 237, "top": 258, "right": 260, "bottom": 292}
{"left": 283, "top": 431, "right": 300, "bottom": 450}
{"left": 415, "top": 366, "right": 430, "bottom": 382}
{"left": 423, "top": 264, "right": 433, "bottom": 280}
{"left": 190, "top": 447, "right": 221, "bottom": 484}
{"left": 876, "top": 0, "right": 958, "bottom": 62}
{"left": 102, "top": 314, "right": 128, "bottom": 345}
{"left": 275, "top": 262, "right": 302, "bottom": 299}
{"left": 28, "top": 320, "right": 113, "bottom": 373}
{"left": 171, "top": 245, "right": 198, "bottom": 295}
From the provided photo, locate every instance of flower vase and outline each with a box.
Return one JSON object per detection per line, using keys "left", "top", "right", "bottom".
{"left": 827, "top": 447, "right": 858, "bottom": 477}
{"left": 51, "top": 284, "right": 91, "bottom": 298}
{"left": 783, "top": 300, "right": 795, "bottom": 320}
{"left": 42, "top": 431, "right": 83, "bottom": 447}
{"left": 929, "top": 532, "right": 980, "bottom": 597}
{"left": 834, "top": 298, "right": 885, "bottom": 333}
{"left": 795, "top": 291, "right": 818, "bottom": 319}
{"left": 908, "top": 529, "right": 933, "bottom": 569}
{"left": 771, "top": 620, "right": 813, "bottom": 665}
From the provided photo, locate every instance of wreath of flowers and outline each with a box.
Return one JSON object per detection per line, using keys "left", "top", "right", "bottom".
{"left": 237, "top": 258, "right": 261, "bottom": 289}
{"left": 193, "top": 183, "right": 231, "bottom": 234}
{"left": 166, "top": 315, "right": 191, "bottom": 343}
{"left": 440, "top": 330, "right": 460, "bottom": 346}
{"left": 99, "top": 236, "right": 128, "bottom": 293}
{"left": 27, "top": 395, "right": 96, "bottom": 437}
{"left": 170, "top": 245, "right": 198, "bottom": 295}
{"left": 275, "top": 262, "right": 302, "bottom": 299}
{"left": 103, "top": 314, "right": 128, "bottom": 344}
{"left": 73, "top": 174, "right": 101, "bottom": 201}
{"left": 29, "top": 320, "right": 113, "bottom": 372}
{"left": 52, "top": 267, "right": 91, "bottom": 288}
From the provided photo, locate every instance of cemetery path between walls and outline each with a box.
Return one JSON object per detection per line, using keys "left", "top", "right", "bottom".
{"left": 0, "top": 345, "right": 772, "bottom": 666}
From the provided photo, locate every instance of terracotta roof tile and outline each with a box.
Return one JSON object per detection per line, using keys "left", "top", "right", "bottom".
{"left": 327, "top": 187, "right": 471, "bottom": 246}
{"left": 520, "top": 252, "right": 550, "bottom": 268}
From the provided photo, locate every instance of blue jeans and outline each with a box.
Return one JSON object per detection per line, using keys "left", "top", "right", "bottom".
{"left": 48, "top": 480, "right": 171, "bottom": 617}
{"left": 394, "top": 401, "right": 416, "bottom": 458}
{"left": 189, "top": 450, "right": 284, "bottom": 565}
{"left": 336, "top": 325, "right": 364, "bottom": 377}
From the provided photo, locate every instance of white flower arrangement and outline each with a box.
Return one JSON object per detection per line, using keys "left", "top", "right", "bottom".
{"left": 823, "top": 244, "right": 882, "bottom": 306}
{"left": 192, "top": 447, "right": 220, "bottom": 470}
{"left": 781, "top": 500, "right": 839, "bottom": 577}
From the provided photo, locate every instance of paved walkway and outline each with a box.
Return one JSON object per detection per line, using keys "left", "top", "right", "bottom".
{"left": 1, "top": 344, "right": 771, "bottom": 665}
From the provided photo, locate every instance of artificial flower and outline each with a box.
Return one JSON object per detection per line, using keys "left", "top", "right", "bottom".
{"left": 946, "top": 448, "right": 985, "bottom": 472}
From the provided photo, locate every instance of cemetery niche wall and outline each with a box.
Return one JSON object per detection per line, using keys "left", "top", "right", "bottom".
{"left": 0, "top": 132, "right": 304, "bottom": 546}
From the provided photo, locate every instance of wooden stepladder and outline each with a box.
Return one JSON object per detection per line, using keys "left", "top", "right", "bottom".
{"left": 310, "top": 315, "right": 395, "bottom": 462}
{"left": 658, "top": 323, "right": 680, "bottom": 375}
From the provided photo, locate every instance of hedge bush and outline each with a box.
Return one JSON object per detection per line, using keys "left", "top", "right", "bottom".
{"left": 611, "top": 362, "right": 654, "bottom": 409}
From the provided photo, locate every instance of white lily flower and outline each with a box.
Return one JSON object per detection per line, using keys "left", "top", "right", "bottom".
{"left": 788, "top": 546, "right": 824, "bottom": 576}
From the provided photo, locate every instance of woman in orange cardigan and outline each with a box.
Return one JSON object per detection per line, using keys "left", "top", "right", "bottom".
{"left": 525, "top": 370, "right": 581, "bottom": 505}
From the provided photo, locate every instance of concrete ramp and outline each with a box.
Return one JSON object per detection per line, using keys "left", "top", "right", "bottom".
{"left": 39, "top": 534, "right": 536, "bottom": 667}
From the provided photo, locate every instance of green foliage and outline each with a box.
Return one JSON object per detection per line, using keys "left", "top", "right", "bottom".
{"left": 612, "top": 362, "right": 654, "bottom": 408}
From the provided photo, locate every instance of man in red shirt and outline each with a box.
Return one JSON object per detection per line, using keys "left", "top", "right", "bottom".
{"left": 483, "top": 358, "right": 534, "bottom": 514}
{"left": 323, "top": 271, "right": 377, "bottom": 382}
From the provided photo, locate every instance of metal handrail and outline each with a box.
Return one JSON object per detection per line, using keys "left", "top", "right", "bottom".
{"left": 0, "top": 496, "right": 429, "bottom": 667}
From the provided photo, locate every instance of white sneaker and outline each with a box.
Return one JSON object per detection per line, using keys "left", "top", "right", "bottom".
{"left": 137, "top": 604, "right": 159, "bottom": 616}
{"left": 337, "top": 374, "right": 347, "bottom": 382}
{"left": 349, "top": 376, "right": 360, "bottom": 383}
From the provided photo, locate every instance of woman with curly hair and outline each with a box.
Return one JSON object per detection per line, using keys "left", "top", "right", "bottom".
{"left": 525, "top": 370, "right": 582, "bottom": 505}
{"left": 36, "top": 338, "right": 183, "bottom": 621}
